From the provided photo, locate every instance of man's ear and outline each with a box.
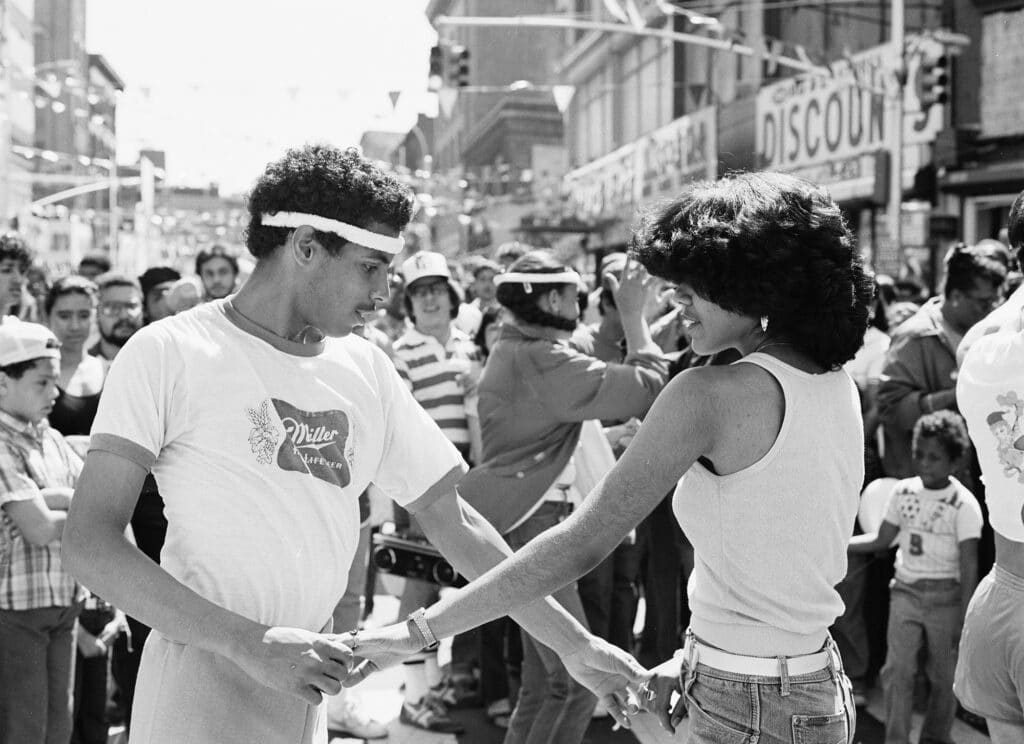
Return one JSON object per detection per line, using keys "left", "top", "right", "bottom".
{"left": 290, "top": 225, "right": 320, "bottom": 267}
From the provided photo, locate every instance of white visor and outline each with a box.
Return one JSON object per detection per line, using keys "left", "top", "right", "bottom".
{"left": 261, "top": 211, "right": 405, "bottom": 254}
{"left": 494, "top": 271, "right": 582, "bottom": 286}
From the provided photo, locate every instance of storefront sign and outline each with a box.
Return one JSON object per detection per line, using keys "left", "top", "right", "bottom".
{"left": 566, "top": 107, "right": 717, "bottom": 220}
{"left": 640, "top": 107, "right": 717, "bottom": 202}
{"left": 564, "top": 143, "right": 638, "bottom": 221}
{"left": 756, "top": 41, "right": 941, "bottom": 199}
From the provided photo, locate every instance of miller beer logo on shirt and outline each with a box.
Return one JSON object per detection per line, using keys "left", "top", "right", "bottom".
{"left": 245, "top": 398, "right": 353, "bottom": 488}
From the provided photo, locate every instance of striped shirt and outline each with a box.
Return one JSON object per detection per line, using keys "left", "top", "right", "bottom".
{"left": 392, "top": 326, "right": 481, "bottom": 449}
{"left": 0, "top": 410, "right": 82, "bottom": 610}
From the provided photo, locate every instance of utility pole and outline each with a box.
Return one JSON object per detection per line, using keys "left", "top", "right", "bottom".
{"left": 889, "top": 0, "right": 906, "bottom": 265}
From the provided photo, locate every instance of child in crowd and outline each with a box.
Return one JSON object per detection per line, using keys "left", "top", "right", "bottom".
{"left": 850, "top": 410, "right": 982, "bottom": 744}
{"left": 0, "top": 319, "right": 84, "bottom": 743}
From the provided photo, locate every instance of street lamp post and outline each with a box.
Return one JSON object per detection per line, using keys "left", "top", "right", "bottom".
{"left": 889, "top": 0, "right": 906, "bottom": 266}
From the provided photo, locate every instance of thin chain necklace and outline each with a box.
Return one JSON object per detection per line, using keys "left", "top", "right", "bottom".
{"left": 228, "top": 299, "right": 325, "bottom": 345}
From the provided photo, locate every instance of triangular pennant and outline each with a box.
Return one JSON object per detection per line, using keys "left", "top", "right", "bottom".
{"left": 388, "top": 90, "right": 402, "bottom": 109}
{"left": 624, "top": 0, "right": 645, "bottom": 29}
{"left": 602, "top": 0, "right": 630, "bottom": 24}
{"left": 552, "top": 85, "right": 576, "bottom": 114}
{"left": 438, "top": 87, "right": 458, "bottom": 118}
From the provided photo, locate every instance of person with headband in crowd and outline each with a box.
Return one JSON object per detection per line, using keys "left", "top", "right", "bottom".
{"left": 62, "top": 144, "right": 644, "bottom": 744}
{"left": 419, "top": 248, "right": 668, "bottom": 744}
{"left": 343, "top": 172, "right": 873, "bottom": 744}
{"left": 953, "top": 188, "right": 1024, "bottom": 743}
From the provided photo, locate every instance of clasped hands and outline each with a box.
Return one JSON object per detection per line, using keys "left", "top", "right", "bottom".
{"left": 327, "top": 622, "right": 688, "bottom": 733}
{"left": 237, "top": 622, "right": 688, "bottom": 732}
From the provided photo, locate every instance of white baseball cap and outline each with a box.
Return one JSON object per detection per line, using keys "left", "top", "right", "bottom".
{"left": 402, "top": 251, "right": 452, "bottom": 286}
{"left": 0, "top": 317, "right": 61, "bottom": 367}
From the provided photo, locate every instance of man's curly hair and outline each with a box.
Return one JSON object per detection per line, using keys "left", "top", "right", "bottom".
{"left": 631, "top": 171, "right": 874, "bottom": 370}
{"left": 0, "top": 232, "right": 31, "bottom": 273}
{"left": 913, "top": 410, "right": 971, "bottom": 462}
{"left": 245, "top": 144, "right": 415, "bottom": 260}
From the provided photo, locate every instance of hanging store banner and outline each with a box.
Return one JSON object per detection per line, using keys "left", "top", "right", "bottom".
{"left": 640, "top": 106, "right": 717, "bottom": 204}
{"left": 565, "top": 106, "right": 717, "bottom": 221}
{"left": 564, "top": 142, "right": 639, "bottom": 222}
{"left": 755, "top": 41, "right": 943, "bottom": 199}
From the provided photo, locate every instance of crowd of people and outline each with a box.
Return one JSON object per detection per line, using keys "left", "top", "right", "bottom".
{"left": 0, "top": 142, "right": 1023, "bottom": 744}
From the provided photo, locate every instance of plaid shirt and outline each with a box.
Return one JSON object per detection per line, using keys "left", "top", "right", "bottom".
{"left": 0, "top": 410, "right": 82, "bottom": 610}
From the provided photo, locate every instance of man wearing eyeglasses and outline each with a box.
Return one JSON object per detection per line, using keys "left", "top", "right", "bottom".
{"left": 879, "top": 246, "right": 1007, "bottom": 484}
{"left": 88, "top": 273, "right": 145, "bottom": 365}
{"left": 388, "top": 251, "right": 481, "bottom": 733}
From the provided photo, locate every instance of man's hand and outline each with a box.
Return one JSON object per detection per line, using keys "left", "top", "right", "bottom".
{"left": 562, "top": 634, "right": 648, "bottom": 730}
{"left": 76, "top": 627, "right": 108, "bottom": 659}
{"left": 228, "top": 626, "right": 355, "bottom": 705}
{"left": 339, "top": 622, "right": 423, "bottom": 687}
{"left": 638, "top": 655, "right": 687, "bottom": 734}
{"left": 98, "top": 609, "right": 129, "bottom": 646}
{"left": 40, "top": 487, "right": 73, "bottom": 511}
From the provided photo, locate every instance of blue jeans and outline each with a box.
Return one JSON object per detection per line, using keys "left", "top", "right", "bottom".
{"left": 882, "top": 578, "right": 961, "bottom": 744}
{"left": 0, "top": 603, "right": 80, "bottom": 744}
{"left": 503, "top": 502, "right": 596, "bottom": 744}
{"left": 680, "top": 635, "right": 855, "bottom": 744}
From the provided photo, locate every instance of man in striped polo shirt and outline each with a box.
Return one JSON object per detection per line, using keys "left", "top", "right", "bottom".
{"left": 390, "top": 251, "right": 482, "bottom": 733}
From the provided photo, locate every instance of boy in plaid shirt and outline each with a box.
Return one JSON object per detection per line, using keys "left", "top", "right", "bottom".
{"left": 0, "top": 318, "right": 84, "bottom": 743}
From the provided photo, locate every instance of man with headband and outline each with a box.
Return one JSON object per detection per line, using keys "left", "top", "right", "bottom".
{"left": 954, "top": 190, "right": 1024, "bottom": 743}
{"left": 61, "top": 145, "right": 644, "bottom": 744}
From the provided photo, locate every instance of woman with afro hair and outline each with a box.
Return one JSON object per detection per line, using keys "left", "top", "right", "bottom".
{"left": 347, "top": 172, "right": 873, "bottom": 743}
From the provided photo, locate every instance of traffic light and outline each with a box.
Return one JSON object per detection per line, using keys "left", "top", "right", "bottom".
{"left": 918, "top": 53, "right": 949, "bottom": 111}
{"left": 428, "top": 45, "right": 444, "bottom": 92}
{"left": 447, "top": 46, "right": 470, "bottom": 88}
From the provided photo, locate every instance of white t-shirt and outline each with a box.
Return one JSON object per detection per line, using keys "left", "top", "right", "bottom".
{"left": 844, "top": 326, "right": 891, "bottom": 389}
{"left": 957, "top": 329, "right": 1024, "bottom": 542}
{"left": 883, "top": 476, "right": 983, "bottom": 583}
{"left": 91, "top": 301, "right": 465, "bottom": 631}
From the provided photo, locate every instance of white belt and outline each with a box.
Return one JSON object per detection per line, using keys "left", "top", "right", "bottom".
{"left": 685, "top": 635, "right": 831, "bottom": 677}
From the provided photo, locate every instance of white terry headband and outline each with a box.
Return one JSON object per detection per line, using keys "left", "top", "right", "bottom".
{"left": 261, "top": 211, "right": 405, "bottom": 255}
{"left": 494, "top": 270, "right": 583, "bottom": 294}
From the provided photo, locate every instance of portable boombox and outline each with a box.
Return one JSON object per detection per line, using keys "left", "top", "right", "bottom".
{"left": 371, "top": 527, "right": 466, "bottom": 588}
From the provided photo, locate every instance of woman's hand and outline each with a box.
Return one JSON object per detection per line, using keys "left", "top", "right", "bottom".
{"left": 639, "top": 655, "right": 688, "bottom": 734}
{"left": 562, "top": 634, "right": 648, "bottom": 730}
{"left": 339, "top": 622, "right": 424, "bottom": 687}
{"left": 228, "top": 626, "right": 355, "bottom": 705}
{"left": 606, "top": 256, "right": 653, "bottom": 322}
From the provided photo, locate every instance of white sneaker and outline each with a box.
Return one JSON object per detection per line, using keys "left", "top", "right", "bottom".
{"left": 327, "top": 699, "right": 389, "bottom": 739}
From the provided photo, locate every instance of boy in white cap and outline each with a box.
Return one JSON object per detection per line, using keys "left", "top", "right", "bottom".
{"left": 63, "top": 145, "right": 643, "bottom": 744}
{"left": 0, "top": 318, "right": 83, "bottom": 743}
{"left": 391, "top": 250, "right": 482, "bottom": 733}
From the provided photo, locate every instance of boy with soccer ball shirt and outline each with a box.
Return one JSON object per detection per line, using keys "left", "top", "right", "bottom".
{"left": 850, "top": 410, "right": 981, "bottom": 744}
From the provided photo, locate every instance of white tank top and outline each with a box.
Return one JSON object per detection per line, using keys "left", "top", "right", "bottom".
{"left": 673, "top": 353, "right": 863, "bottom": 656}
{"left": 957, "top": 330, "right": 1024, "bottom": 542}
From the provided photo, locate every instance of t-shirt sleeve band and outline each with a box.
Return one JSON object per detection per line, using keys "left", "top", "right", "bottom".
{"left": 405, "top": 462, "right": 468, "bottom": 514}
{"left": 88, "top": 433, "right": 157, "bottom": 471}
